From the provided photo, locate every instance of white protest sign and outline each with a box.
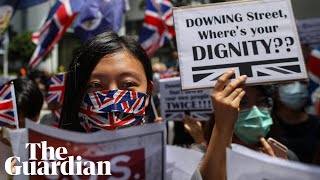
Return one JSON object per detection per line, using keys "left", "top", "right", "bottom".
{"left": 227, "top": 144, "right": 320, "bottom": 180}
{"left": 159, "top": 77, "right": 212, "bottom": 121}
{"left": 16, "top": 120, "right": 166, "bottom": 180}
{"left": 296, "top": 18, "right": 320, "bottom": 49}
{"left": 173, "top": 0, "right": 308, "bottom": 90}
{"left": 166, "top": 145, "right": 204, "bottom": 180}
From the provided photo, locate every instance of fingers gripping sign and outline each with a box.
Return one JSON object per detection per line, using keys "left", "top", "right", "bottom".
{"left": 199, "top": 69, "right": 248, "bottom": 180}
{"left": 210, "top": 69, "right": 247, "bottom": 134}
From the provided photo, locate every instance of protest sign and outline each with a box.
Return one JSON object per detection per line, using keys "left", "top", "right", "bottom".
{"left": 296, "top": 18, "right": 320, "bottom": 49}
{"left": 9, "top": 120, "right": 165, "bottom": 180}
{"left": 159, "top": 77, "right": 212, "bottom": 121}
{"left": 227, "top": 144, "right": 320, "bottom": 180}
{"left": 166, "top": 145, "right": 203, "bottom": 180}
{"left": 173, "top": 0, "right": 308, "bottom": 90}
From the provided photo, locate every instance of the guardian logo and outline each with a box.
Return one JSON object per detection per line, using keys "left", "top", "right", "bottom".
{"left": 5, "top": 141, "right": 111, "bottom": 176}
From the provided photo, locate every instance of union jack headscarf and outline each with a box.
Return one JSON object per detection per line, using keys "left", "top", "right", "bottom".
{"left": 79, "top": 90, "right": 147, "bottom": 132}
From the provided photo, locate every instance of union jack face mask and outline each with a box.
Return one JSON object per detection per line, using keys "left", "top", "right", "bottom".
{"left": 79, "top": 90, "right": 147, "bottom": 132}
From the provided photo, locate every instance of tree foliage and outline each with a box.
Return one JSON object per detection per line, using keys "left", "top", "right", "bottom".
{"left": 8, "top": 32, "right": 36, "bottom": 63}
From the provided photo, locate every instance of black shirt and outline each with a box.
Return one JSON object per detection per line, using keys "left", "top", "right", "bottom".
{"left": 277, "top": 114, "right": 320, "bottom": 163}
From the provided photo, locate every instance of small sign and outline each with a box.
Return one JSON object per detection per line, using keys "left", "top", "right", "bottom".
{"left": 227, "top": 144, "right": 320, "bottom": 180}
{"left": 159, "top": 77, "right": 212, "bottom": 121}
{"left": 10, "top": 120, "right": 166, "bottom": 179}
{"left": 173, "top": 0, "right": 308, "bottom": 90}
{"left": 296, "top": 18, "right": 320, "bottom": 49}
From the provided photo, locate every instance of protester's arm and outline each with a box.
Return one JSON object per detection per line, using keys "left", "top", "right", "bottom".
{"left": 199, "top": 69, "right": 247, "bottom": 180}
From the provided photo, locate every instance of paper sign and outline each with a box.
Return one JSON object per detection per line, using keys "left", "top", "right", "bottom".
{"left": 227, "top": 144, "right": 320, "bottom": 180}
{"left": 296, "top": 18, "right": 320, "bottom": 49}
{"left": 17, "top": 120, "right": 166, "bottom": 180}
{"left": 166, "top": 145, "right": 204, "bottom": 180}
{"left": 159, "top": 77, "right": 212, "bottom": 121}
{"left": 173, "top": 0, "right": 308, "bottom": 90}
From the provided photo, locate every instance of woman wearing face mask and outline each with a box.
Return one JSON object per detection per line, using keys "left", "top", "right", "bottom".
{"left": 194, "top": 70, "right": 300, "bottom": 180}
{"left": 184, "top": 85, "right": 276, "bottom": 154}
{"left": 232, "top": 86, "right": 274, "bottom": 148}
{"left": 59, "top": 31, "right": 153, "bottom": 132}
{"left": 272, "top": 81, "right": 320, "bottom": 164}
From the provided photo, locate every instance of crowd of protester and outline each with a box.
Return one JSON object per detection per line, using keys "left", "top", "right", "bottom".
{"left": 0, "top": 31, "right": 319, "bottom": 180}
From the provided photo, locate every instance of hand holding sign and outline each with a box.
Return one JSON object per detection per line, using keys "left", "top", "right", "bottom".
{"left": 210, "top": 69, "right": 247, "bottom": 136}
{"left": 173, "top": 0, "right": 308, "bottom": 90}
{"left": 199, "top": 69, "right": 247, "bottom": 180}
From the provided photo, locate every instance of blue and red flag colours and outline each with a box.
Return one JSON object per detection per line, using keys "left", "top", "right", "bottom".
{"left": 307, "top": 48, "right": 320, "bottom": 114}
{"left": 47, "top": 73, "right": 66, "bottom": 104}
{"left": 139, "top": 0, "right": 175, "bottom": 57}
{"left": 47, "top": 73, "right": 66, "bottom": 127}
{"left": 0, "top": 83, "right": 18, "bottom": 128}
{"left": 74, "top": 0, "right": 128, "bottom": 42}
{"left": 79, "top": 90, "right": 146, "bottom": 132}
{"left": 29, "top": 0, "right": 83, "bottom": 68}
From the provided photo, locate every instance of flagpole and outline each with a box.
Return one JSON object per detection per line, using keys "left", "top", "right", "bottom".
{"left": 10, "top": 83, "right": 19, "bottom": 129}
{"left": 150, "top": 96, "right": 159, "bottom": 118}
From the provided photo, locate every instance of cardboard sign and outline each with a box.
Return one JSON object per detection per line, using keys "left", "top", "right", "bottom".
{"left": 159, "top": 77, "right": 212, "bottom": 121}
{"left": 296, "top": 18, "right": 320, "bottom": 49}
{"left": 173, "top": 0, "right": 308, "bottom": 90}
{"left": 227, "top": 144, "right": 320, "bottom": 180}
{"left": 166, "top": 145, "right": 204, "bottom": 180}
{"left": 11, "top": 120, "right": 166, "bottom": 180}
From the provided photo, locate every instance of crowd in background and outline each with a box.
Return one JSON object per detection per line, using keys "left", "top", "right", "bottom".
{"left": 0, "top": 37, "right": 319, "bottom": 180}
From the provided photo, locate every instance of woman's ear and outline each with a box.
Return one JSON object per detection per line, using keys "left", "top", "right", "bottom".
{"left": 144, "top": 81, "right": 154, "bottom": 108}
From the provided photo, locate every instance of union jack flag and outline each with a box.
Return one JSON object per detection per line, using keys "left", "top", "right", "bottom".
{"left": 0, "top": 84, "right": 18, "bottom": 127}
{"left": 47, "top": 73, "right": 66, "bottom": 104}
{"left": 29, "top": 0, "right": 83, "bottom": 68}
{"left": 139, "top": 0, "right": 175, "bottom": 57}
{"left": 79, "top": 90, "right": 146, "bottom": 132}
{"left": 307, "top": 48, "right": 320, "bottom": 115}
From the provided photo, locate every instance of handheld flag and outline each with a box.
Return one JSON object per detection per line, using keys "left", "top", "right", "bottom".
{"left": 138, "top": 0, "right": 175, "bottom": 57}
{"left": 0, "top": 83, "right": 19, "bottom": 128}
{"left": 47, "top": 73, "right": 66, "bottom": 126}
{"left": 47, "top": 73, "right": 66, "bottom": 104}
{"left": 74, "top": 0, "right": 128, "bottom": 42}
{"left": 29, "top": 0, "right": 83, "bottom": 68}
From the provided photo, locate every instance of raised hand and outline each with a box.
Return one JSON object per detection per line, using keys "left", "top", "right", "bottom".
{"left": 210, "top": 69, "right": 247, "bottom": 137}
{"left": 199, "top": 69, "right": 247, "bottom": 180}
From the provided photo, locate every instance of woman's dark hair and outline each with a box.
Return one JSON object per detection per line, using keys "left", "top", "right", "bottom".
{"left": 59, "top": 31, "right": 153, "bottom": 131}
{"left": 10, "top": 78, "right": 44, "bottom": 122}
